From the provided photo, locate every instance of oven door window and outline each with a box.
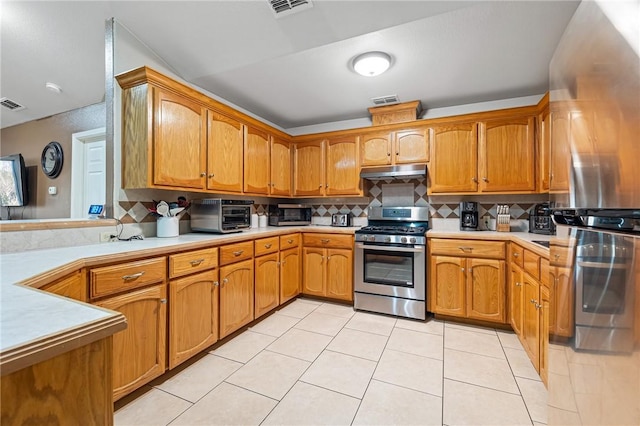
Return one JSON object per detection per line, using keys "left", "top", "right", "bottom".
{"left": 363, "top": 249, "right": 414, "bottom": 288}
{"left": 581, "top": 265, "right": 627, "bottom": 315}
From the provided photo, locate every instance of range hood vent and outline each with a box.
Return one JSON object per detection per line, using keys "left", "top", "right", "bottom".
{"left": 360, "top": 164, "right": 427, "bottom": 180}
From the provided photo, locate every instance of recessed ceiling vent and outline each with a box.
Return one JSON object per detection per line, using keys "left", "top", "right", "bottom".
{"left": 0, "top": 97, "right": 26, "bottom": 111}
{"left": 268, "top": 0, "right": 313, "bottom": 18}
{"left": 371, "top": 95, "right": 400, "bottom": 106}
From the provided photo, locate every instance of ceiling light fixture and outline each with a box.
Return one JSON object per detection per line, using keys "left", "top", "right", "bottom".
{"left": 45, "top": 82, "right": 62, "bottom": 94}
{"left": 352, "top": 51, "right": 391, "bottom": 77}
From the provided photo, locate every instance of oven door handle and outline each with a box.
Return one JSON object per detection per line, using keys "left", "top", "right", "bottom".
{"left": 355, "top": 243, "right": 425, "bottom": 253}
{"left": 577, "top": 260, "right": 628, "bottom": 269}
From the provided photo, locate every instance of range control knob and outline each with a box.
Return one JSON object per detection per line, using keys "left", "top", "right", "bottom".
{"left": 368, "top": 235, "right": 376, "bottom": 242}
{"left": 384, "top": 236, "right": 391, "bottom": 243}
{"left": 410, "top": 237, "right": 417, "bottom": 243}
{"left": 401, "top": 237, "right": 408, "bottom": 243}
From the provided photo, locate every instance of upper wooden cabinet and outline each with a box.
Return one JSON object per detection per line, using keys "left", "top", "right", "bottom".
{"left": 244, "top": 126, "right": 270, "bottom": 195}
{"left": 549, "top": 110, "right": 571, "bottom": 193}
{"left": 478, "top": 116, "right": 536, "bottom": 192}
{"left": 360, "top": 128, "right": 428, "bottom": 166}
{"left": 428, "top": 114, "right": 537, "bottom": 194}
{"left": 270, "top": 137, "right": 292, "bottom": 196}
{"left": 293, "top": 140, "right": 325, "bottom": 197}
{"left": 325, "top": 135, "right": 361, "bottom": 196}
{"left": 428, "top": 123, "right": 478, "bottom": 193}
{"left": 538, "top": 105, "right": 551, "bottom": 192}
{"left": 208, "top": 111, "right": 244, "bottom": 193}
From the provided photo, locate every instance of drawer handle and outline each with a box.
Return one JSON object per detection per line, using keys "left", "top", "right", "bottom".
{"left": 513, "top": 253, "right": 520, "bottom": 258}
{"left": 122, "top": 271, "right": 145, "bottom": 281}
{"left": 458, "top": 247, "right": 473, "bottom": 252}
{"left": 265, "top": 244, "right": 272, "bottom": 249}
{"left": 190, "top": 259, "right": 205, "bottom": 266}
{"left": 321, "top": 239, "right": 330, "bottom": 244}
{"left": 233, "top": 250, "right": 244, "bottom": 256}
{"left": 287, "top": 239, "right": 293, "bottom": 244}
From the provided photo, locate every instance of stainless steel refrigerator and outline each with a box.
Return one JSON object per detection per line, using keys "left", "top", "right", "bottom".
{"left": 547, "top": 1, "right": 639, "bottom": 424}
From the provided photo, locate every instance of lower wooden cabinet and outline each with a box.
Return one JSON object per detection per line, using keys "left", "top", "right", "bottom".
{"left": 169, "top": 270, "right": 219, "bottom": 369}
{"left": 522, "top": 274, "right": 541, "bottom": 365}
{"left": 550, "top": 265, "right": 574, "bottom": 337}
{"left": 255, "top": 252, "right": 280, "bottom": 319}
{"left": 539, "top": 284, "right": 550, "bottom": 386}
{"left": 280, "top": 247, "right": 300, "bottom": 304}
{"left": 94, "top": 284, "right": 167, "bottom": 402}
{"left": 39, "top": 270, "right": 87, "bottom": 302}
{"left": 301, "top": 233, "right": 354, "bottom": 302}
{"left": 509, "top": 264, "right": 524, "bottom": 336}
{"left": 219, "top": 258, "right": 254, "bottom": 339}
{"left": 428, "top": 239, "right": 506, "bottom": 324}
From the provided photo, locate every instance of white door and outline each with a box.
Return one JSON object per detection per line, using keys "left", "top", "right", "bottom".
{"left": 70, "top": 128, "right": 106, "bottom": 218}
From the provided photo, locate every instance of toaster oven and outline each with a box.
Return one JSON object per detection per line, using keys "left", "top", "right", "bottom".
{"left": 191, "top": 199, "right": 253, "bottom": 233}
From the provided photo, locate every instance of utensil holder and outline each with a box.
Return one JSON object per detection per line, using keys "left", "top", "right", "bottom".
{"left": 157, "top": 216, "right": 179, "bottom": 237}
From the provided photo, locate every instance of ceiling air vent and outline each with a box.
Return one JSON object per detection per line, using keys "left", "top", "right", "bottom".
{"left": 0, "top": 97, "right": 26, "bottom": 111}
{"left": 371, "top": 95, "right": 400, "bottom": 106}
{"left": 268, "top": 0, "right": 313, "bottom": 18}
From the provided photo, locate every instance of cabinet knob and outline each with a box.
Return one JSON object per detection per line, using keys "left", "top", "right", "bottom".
{"left": 318, "top": 184, "right": 322, "bottom": 188}
{"left": 395, "top": 152, "right": 399, "bottom": 156}
{"left": 536, "top": 303, "right": 542, "bottom": 310}
{"left": 530, "top": 299, "right": 536, "bottom": 304}
{"left": 472, "top": 177, "right": 478, "bottom": 183}
{"left": 554, "top": 254, "right": 560, "bottom": 260}
{"left": 482, "top": 177, "right": 488, "bottom": 182}
{"left": 461, "top": 267, "right": 465, "bottom": 272}
{"left": 327, "top": 255, "right": 331, "bottom": 260}
{"left": 214, "top": 281, "right": 219, "bottom": 286}
{"left": 160, "top": 298, "right": 167, "bottom": 304}
{"left": 208, "top": 173, "right": 215, "bottom": 178}
{"left": 223, "top": 278, "right": 229, "bottom": 284}
{"left": 513, "top": 253, "right": 519, "bottom": 258}
{"left": 387, "top": 152, "right": 391, "bottom": 156}
{"left": 200, "top": 172, "right": 206, "bottom": 177}
{"left": 515, "top": 282, "right": 522, "bottom": 287}
{"left": 282, "top": 260, "right": 286, "bottom": 265}
{"left": 326, "top": 184, "right": 329, "bottom": 188}
{"left": 287, "top": 239, "right": 293, "bottom": 244}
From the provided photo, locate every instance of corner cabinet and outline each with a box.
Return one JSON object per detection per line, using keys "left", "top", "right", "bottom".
{"left": 119, "top": 81, "right": 207, "bottom": 190}
{"left": 428, "top": 239, "right": 507, "bottom": 324}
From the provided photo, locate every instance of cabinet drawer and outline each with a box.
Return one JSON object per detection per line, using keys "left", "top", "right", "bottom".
{"left": 169, "top": 247, "right": 218, "bottom": 278}
{"left": 510, "top": 244, "right": 524, "bottom": 268}
{"left": 303, "top": 233, "right": 353, "bottom": 249}
{"left": 280, "top": 233, "right": 300, "bottom": 249}
{"left": 255, "top": 236, "right": 279, "bottom": 256}
{"left": 524, "top": 250, "right": 540, "bottom": 280}
{"left": 90, "top": 257, "right": 166, "bottom": 299}
{"left": 550, "top": 245, "right": 572, "bottom": 266}
{"left": 429, "top": 239, "right": 505, "bottom": 259}
{"left": 219, "top": 241, "right": 254, "bottom": 266}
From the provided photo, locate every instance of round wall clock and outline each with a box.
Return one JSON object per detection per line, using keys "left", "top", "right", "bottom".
{"left": 41, "top": 141, "right": 64, "bottom": 178}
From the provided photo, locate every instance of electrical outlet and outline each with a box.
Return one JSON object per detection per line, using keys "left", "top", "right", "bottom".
{"left": 100, "top": 232, "right": 112, "bottom": 242}
{"left": 483, "top": 215, "right": 490, "bottom": 229}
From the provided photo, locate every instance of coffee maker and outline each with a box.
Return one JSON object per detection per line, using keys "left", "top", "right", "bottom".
{"left": 460, "top": 202, "right": 479, "bottom": 231}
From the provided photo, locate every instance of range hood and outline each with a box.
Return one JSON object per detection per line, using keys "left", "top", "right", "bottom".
{"left": 360, "top": 164, "right": 427, "bottom": 180}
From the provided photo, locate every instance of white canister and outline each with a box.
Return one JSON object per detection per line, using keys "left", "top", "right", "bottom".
{"left": 157, "top": 216, "right": 179, "bottom": 237}
{"left": 259, "top": 214, "right": 268, "bottom": 228}
{"left": 251, "top": 213, "right": 259, "bottom": 228}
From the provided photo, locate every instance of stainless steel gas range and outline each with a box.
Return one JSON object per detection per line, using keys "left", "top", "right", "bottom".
{"left": 354, "top": 206, "right": 429, "bottom": 320}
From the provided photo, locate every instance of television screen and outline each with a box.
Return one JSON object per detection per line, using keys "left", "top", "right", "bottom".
{"left": 0, "top": 154, "right": 29, "bottom": 207}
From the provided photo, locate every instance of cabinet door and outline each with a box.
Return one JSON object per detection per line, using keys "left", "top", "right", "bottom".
{"left": 154, "top": 89, "right": 206, "bottom": 189}
{"left": 270, "top": 137, "right": 291, "bottom": 196}
{"left": 430, "top": 255, "right": 466, "bottom": 317}
{"left": 549, "top": 110, "right": 570, "bottom": 192}
{"left": 522, "top": 275, "right": 540, "bottom": 370}
{"left": 539, "top": 108, "right": 551, "bottom": 192}
{"left": 40, "top": 270, "right": 87, "bottom": 302}
{"left": 479, "top": 116, "right": 535, "bottom": 192}
{"left": 207, "top": 110, "right": 244, "bottom": 192}
{"left": 302, "top": 247, "right": 325, "bottom": 297}
{"left": 293, "top": 141, "right": 325, "bottom": 196}
{"left": 510, "top": 265, "right": 524, "bottom": 336}
{"left": 219, "top": 259, "right": 254, "bottom": 338}
{"left": 255, "top": 253, "right": 280, "bottom": 319}
{"left": 244, "top": 126, "right": 270, "bottom": 194}
{"left": 539, "top": 284, "right": 550, "bottom": 386}
{"left": 360, "top": 131, "right": 393, "bottom": 166}
{"left": 552, "top": 266, "right": 574, "bottom": 337}
{"left": 95, "top": 284, "right": 167, "bottom": 401}
{"left": 326, "top": 248, "right": 353, "bottom": 302}
{"left": 428, "top": 124, "right": 478, "bottom": 193}
{"left": 326, "top": 136, "right": 361, "bottom": 196}
{"left": 394, "top": 128, "right": 428, "bottom": 164}
{"left": 280, "top": 247, "right": 300, "bottom": 304}
{"left": 467, "top": 258, "right": 506, "bottom": 323}
{"left": 169, "top": 270, "right": 219, "bottom": 369}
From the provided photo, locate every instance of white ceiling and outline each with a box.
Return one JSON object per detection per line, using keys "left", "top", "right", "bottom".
{"left": 1, "top": 1, "right": 580, "bottom": 131}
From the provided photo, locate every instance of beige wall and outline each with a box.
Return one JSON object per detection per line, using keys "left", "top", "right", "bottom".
{"left": 0, "top": 103, "right": 106, "bottom": 220}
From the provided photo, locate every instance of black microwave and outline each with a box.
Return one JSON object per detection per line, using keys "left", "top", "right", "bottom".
{"left": 269, "top": 204, "right": 312, "bottom": 226}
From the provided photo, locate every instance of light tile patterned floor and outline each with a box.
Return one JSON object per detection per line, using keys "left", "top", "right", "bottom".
{"left": 115, "top": 298, "right": 547, "bottom": 426}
